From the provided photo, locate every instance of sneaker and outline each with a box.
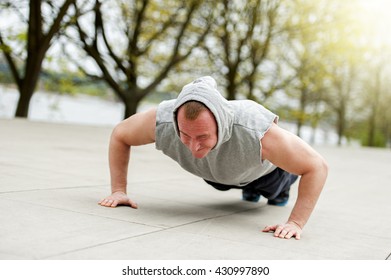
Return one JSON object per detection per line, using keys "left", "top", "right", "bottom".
{"left": 242, "top": 189, "right": 261, "bottom": 203}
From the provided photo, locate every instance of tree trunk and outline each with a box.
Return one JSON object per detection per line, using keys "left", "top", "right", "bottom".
{"left": 124, "top": 101, "right": 139, "bottom": 119}
{"left": 123, "top": 92, "right": 143, "bottom": 119}
{"left": 9, "top": 0, "right": 74, "bottom": 118}
{"left": 296, "top": 120, "right": 303, "bottom": 138}
{"left": 15, "top": 86, "right": 34, "bottom": 117}
{"left": 226, "top": 71, "right": 237, "bottom": 100}
{"left": 367, "top": 68, "right": 381, "bottom": 147}
{"left": 15, "top": 58, "right": 43, "bottom": 117}
{"left": 296, "top": 88, "right": 307, "bottom": 138}
{"left": 337, "top": 108, "right": 345, "bottom": 146}
{"left": 367, "top": 110, "right": 376, "bottom": 147}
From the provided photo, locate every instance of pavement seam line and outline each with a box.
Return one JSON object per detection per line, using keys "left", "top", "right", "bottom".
{"left": 0, "top": 184, "right": 109, "bottom": 194}
{"left": 168, "top": 205, "right": 264, "bottom": 229}
{"left": 0, "top": 196, "right": 167, "bottom": 230}
{"left": 43, "top": 205, "right": 264, "bottom": 259}
{"left": 42, "top": 228, "right": 168, "bottom": 259}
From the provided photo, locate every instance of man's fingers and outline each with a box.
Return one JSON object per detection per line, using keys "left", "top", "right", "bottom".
{"left": 278, "top": 229, "right": 288, "bottom": 238}
{"left": 129, "top": 200, "right": 138, "bottom": 209}
{"left": 98, "top": 196, "right": 139, "bottom": 209}
{"left": 99, "top": 198, "right": 116, "bottom": 207}
{"left": 270, "top": 224, "right": 284, "bottom": 237}
{"left": 262, "top": 224, "right": 301, "bottom": 240}
{"left": 262, "top": 225, "right": 277, "bottom": 232}
{"left": 284, "top": 231, "right": 294, "bottom": 239}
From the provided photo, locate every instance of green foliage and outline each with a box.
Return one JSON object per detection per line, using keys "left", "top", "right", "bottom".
{"left": 40, "top": 70, "right": 109, "bottom": 97}
{"left": 348, "top": 118, "right": 388, "bottom": 148}
{"left": 361, "top": 130, "right": 387, "bottom": 148}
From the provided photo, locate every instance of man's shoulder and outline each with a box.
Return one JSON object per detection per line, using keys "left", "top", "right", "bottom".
{"left": 230, "top": 99, "right": 268, "bottom": 111}
{"left": 230, "top": 100, "right": 277, "bottom": 127}
{"left": 156, "top": 99, "right": 176, "bottom": 123}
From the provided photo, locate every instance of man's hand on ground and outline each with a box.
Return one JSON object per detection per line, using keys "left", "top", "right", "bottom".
{"left": 98, "top": 191, "right": 138, "bottom": 209}
{"left": 262, "top": 221, "right": 302, "bottom": 240}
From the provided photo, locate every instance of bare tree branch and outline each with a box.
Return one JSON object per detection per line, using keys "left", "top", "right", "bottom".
{"left": 74, "top": 12, "right": 125, "bottom": 101}
{"left": 41, "top": 0, "right": 76, "bottom": 53}
{"left": 0, "top": 32, "right": 22, "bottom": 90}
{"left": 95, "top": 1, "right": 128, "bottom": 77}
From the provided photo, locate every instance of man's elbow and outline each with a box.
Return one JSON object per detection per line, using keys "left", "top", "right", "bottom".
{"left": 316, "top": 155, "right": 328, "bottom": 182}
{"left": 111, "top": 121, "right": 128, "bottom": 145}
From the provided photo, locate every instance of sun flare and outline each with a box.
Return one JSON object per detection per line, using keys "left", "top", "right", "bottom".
{"left": 356, "top": 0, "right": 391, "bottom": 46}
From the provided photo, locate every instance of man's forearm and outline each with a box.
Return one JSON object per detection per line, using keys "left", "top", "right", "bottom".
{"left": 287, "top": 166, "right": 327, "bottom": 229}
{"left": 109, "top": 133, "right": 131, "bottom": 194}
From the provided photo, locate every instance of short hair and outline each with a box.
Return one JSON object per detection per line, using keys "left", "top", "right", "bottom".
{"left": 180, "top": 101, "right": 208, "bottom": 120}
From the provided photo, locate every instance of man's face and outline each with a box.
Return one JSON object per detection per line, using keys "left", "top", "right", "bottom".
{"left": 177, "top": 107, "right": 218, "bottom": 159}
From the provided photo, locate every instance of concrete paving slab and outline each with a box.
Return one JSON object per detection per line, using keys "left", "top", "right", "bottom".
{"left": 49, "top": 227, "right": 308, "bottom": 260}
{"left": 0, "top": 184, "right": 261, "bottom": 229}
{"left": 0, "top": 198, "right": 161, "bottom": 259}
{"left": 0, "top": 119, "right": 111, "bottom": 191}
{"left": 47, "top": 205, "right": 386, "bottom": 260}
{"left": 1, "top": 119, "right": 391, "bottom": 260}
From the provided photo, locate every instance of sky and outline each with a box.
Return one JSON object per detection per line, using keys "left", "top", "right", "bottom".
{"left": 356, "top": 0, "right": 391, "bottom": 47}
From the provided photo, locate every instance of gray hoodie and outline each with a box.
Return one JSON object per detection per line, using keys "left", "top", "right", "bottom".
{"left": 155, "top": 76, "right": 277, "bottom": 186}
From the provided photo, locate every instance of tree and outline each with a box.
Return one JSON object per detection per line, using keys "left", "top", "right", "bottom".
{"left": 321, "top": 0, "right": 388, "bottom": 146}
{"left": 203, "top": 0, "right": 284, "bottom": 102}
{"left": 69, "top": 0, "right": 213, "bottom": 118}
{"left": 0, "top": 0, "right": 77, "bottom": 118}
{"left": 359, "top": 48, "right": 391, "bottom": 147}
{"left": 280, "top": 0, "right": 336, "bottom": 138}
{"left": 283, "top": 46, "right": 329, "bottom": 138}
{"left": 281, "top": 0, "right": 365, "bottom": 145}
{"left": 353, "top": 1, "right": 391, "bottom": 147}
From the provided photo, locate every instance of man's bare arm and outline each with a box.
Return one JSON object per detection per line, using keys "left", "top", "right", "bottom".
{"left": 99, "top": 108, "right": 156, "bottom": 208}
{"left": 261, "top": 123, "right": 328, "bottom": 239}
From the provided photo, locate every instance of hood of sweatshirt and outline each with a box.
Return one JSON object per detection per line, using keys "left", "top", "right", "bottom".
{"left": 173, "top": 76, "right": 234, "bottom": 150}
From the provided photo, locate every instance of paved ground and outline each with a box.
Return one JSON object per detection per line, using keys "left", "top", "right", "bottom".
{"left": 1, "top": 118, "right": 391, "bottom": 260}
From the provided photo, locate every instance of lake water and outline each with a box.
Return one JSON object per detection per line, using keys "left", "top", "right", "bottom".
{"left": 0, "top": 86, "right": 126, "bottom": 127}
{"left": 0, "top": 86, "right": 341, "bottom": 145}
